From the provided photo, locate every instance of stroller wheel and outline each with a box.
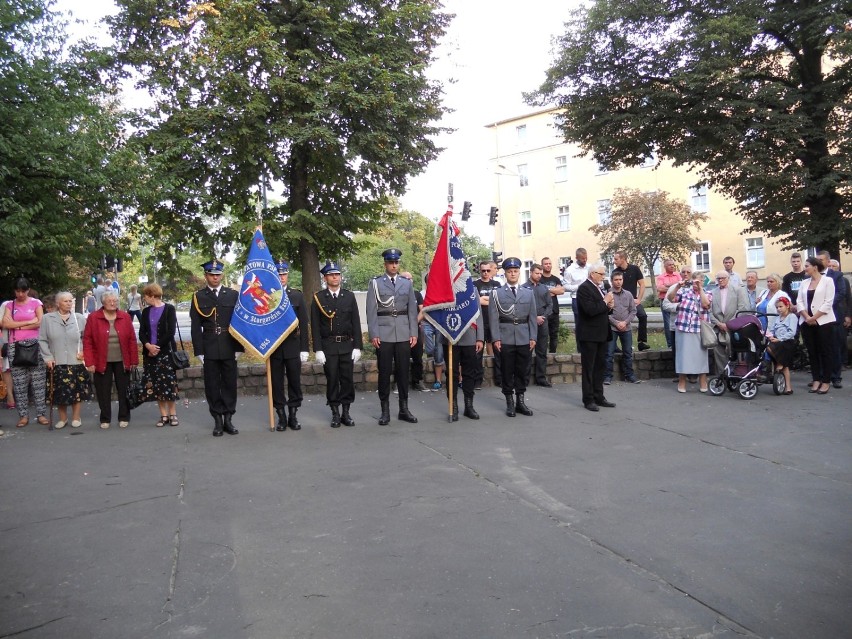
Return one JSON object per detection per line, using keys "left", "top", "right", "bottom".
{"left": 725, "top": 377, "right": 739, "bottom": 392}
{"left": 737, "top": 379, "right": 759, "bottom": 400}
{"left": 772, "top": 372, "right": 786, "bottom": 395}
{"left": 708, "top": 376, "right": 726, "bottom": 396}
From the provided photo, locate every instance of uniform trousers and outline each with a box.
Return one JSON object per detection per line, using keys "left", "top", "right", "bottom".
{"left": 498, "top": 343, "right": 531, "bottom": 396}
{"left": 442, "top": 343, "right": 477, "bottom": 398}
{"left": 203, "top": 358, "right": 238, "bottom": 416}
{"left": 473, "top": 340, "right": 502, "bottom": 388}
{"left": 323, "top": 350, "right": 354, "bottom": 406}
{"left": 578, "top": 339, "right": 608, "bottom": 405}
{"left": 377, "top": 341, "right": 411, "bottom": 401}
{"left": 269, "top": 349, "right": 303, "bottom": 409}
{"left": 410, "top": 327, "right": 424, "bottom": 385}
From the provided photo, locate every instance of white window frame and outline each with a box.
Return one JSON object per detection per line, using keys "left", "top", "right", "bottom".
{"left": 595, "top": 161, "right": 608, "bottom": 175}
{"left": 641, "top": 151, "right": 657, "bottom": 168}
{"left": 518, "top": 164, "right": 529, "bottom": 187}
{"left": 692, "top": 241, "right": 711, "bottom": 272}
{"left": 745, "top": 237, "right": 765, "bottom": 268}
{"left": 689, "top": 185, "right": 708, "bottom": 213}
{"left": 555, "top": 156, "right": 567, "bottom": 182}
{"left": 516, "top": 124, "right": 527, "bottom": 142}
{"left": 596, "top": 199, "right": 611, "bottom": 225}
{"left": 557, "top": 205, "right": 570, "bottom": 232}
{"left": 523, "top": 260, "right": 533, "bottom": 282}
{"left": 519, "top": 211, "right": 532, "bottom": 236}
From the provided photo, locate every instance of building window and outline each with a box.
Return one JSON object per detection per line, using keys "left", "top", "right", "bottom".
{"left": 596, "top": 199, "right": 611, "bottom": 225}
{"left": 692, "top": 241, "right": 711, "bottom": 272}
{"left": 523, "top": 260, "right": 533, "bottom": 282}
{"left": 555, "top": 156, "right": 567, "bottom": 182}
{"left": 518, "top": 164, "right": 529, "bottom": 187}
{"left": 559, "top": 257, "right": 572, "bottom": 276}
{"left": 746, "top": 237, "right": 764, "bottom": 268}
{"left": 557, "top": 205, "right": 570, "bottom": 232}
{"left": 689, "top": 185, "right": 708, "bottom": 213}
{"left": 519, "top": 211, "right": 532, "bottom": 236}
{"left": 516, "top": 124, "right": 527, "bottom": 142}
{"left": 595, "top": 161, "right": 608, "bottom": 175}
{"left": 641, "top": 151, "right": 657, "bottom": 168}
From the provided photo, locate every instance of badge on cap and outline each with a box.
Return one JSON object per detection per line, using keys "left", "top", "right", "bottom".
{"left": 502, "top": 257, "right": 522, "bottom": 270}
{"left": 202, "top": 259, "right": 224, "bottom": 274}
{"left": 275, "top": 259, "right": 290, "bottom": 274}
{"left": 320, "top": 260, "right": 341, "bottom": 275}
{"left": 382, "top": 248, "right": 402, "bottom": 262}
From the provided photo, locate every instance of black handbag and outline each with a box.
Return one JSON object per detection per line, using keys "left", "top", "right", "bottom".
{"left": 170, "top": 319, "right": 191, "bottom": 370}
{"left": 12, "top": 339, "right": 39, "bottom": 367}
{"left": 126, "top": 367, "right": 148, "bottom": 410}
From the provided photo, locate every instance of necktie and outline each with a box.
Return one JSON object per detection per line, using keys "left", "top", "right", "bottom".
{"left": 211, "top": 288, "right": 218, "bottom": 298}
{"left": 391, "top": 277, "right": 395, "bottom": 287}
{"left": 510, "top": 286, "right": 516, "bottom": 296}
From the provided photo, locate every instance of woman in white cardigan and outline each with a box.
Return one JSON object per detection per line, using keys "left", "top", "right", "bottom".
{"left": 796, "top": 257, "right": 836, "bottom": 394}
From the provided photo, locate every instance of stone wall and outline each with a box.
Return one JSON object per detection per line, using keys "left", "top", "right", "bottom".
{"left": 176, "top": 350, "right": 676, "bottom": 398}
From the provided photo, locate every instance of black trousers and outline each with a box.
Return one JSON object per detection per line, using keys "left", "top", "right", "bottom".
{"left": 442, "top": 343, "right": 477, "bottom": 398}
{"left": 473, "top": 341, "right": 502, "bottom": 387}
{"left": 547, "top": 312, "right": 560, "bottom": 353}
{"left": 410, "top": 328, "right": 424, "bottom": 384}
{"left": 269, "top": 350, "right": 303, "bottom": 409}
{"left": 324, "top": 352, "right": 354, "bottom": 406}
{"left": 377, "top": 341, "right": 411, "bottom": 401}
{"left": 578, "top": 339, "right": 608, "bottom": 405}
{"left": 801, "top": 322, "right": 834, "bottom": 384}
{"left": 636, "top": 305, "right": 648, "bottom": 343}
{"left": 93, "top": 361, "right": 130, "bottom": 424}
{"left": 528, "top": 323, "right": 549, "bottom": 383}
{"left": 498, "top": 343, "right": 531, "bottom": 396}
{"left": 203, "top": 357, "right": 238, "bottom": 416}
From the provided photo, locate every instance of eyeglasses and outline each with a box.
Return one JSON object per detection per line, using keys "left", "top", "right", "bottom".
{"left": 480, "top": 269, "right": 491, "bottom": 273}
{"left": 592, "top": 271, "right": 606, "bottom": 276}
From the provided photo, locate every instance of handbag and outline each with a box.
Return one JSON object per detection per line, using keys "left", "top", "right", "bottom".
{"left": 12, "top": 340, "right": 39, "bottom": 367}
{"left": 170, "top": 317, "right": 191, "bottom": 370}
{"left": 0, "top": 378, "right": 6, "bottom": 401}
{"left": 699, "top": 319, "right": 717, "bottom": 349}
{"left": 126, "top": 366, "right": 148, "bottom": 410}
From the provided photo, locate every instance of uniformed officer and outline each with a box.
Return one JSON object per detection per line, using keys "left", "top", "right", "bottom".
{"left": 366, "top": 248, "right": 419, "bottom": 425}
{"left": 269, "top": 259, "right": 310, "bottom": 432}
{"left": 310, "top": 261, "right": 363, "bottom": 428}
{"left": 190, "top": 259, "right": 244, "bottom": 437}
{"left": 488, "top": 257, "right": 538, "bottom": 417}
{"left": 521, "top": 263, "right": 552, "bottom": 387}
{"left": 438, "top": 314, "right": 485, "bottom": 421}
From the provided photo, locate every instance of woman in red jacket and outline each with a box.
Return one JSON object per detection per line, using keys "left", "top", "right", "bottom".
{"left": 83, "top": 291, "right": 139, "bottom": 429}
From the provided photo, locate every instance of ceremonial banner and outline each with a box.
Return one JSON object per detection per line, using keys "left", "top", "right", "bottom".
{"left": 422, "top": 210, "right": 480, "bottom": 344}
{"left": 229, "top": 228, "right": 298, "bottom": 360}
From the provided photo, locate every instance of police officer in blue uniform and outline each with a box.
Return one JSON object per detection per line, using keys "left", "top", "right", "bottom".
{"left": 488, "top": 257, "right": 538, "bottom": 417}
{"left": 190, "top": 259, "right": 243, "bottom": 437}
{"left": 269, "top": 259, "right": 309, "bottom": 431}
{"left": 366, "top": 248, "right": 419, "bottom": 425}
{"left": 310, "top": 261, "right": 363, "bottom": 428}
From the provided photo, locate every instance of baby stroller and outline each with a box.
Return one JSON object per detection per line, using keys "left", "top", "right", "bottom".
{"left": 708, "top": 312, "right": 786, "bottom": 399}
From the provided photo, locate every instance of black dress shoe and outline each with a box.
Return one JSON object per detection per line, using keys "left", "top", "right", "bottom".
{"left": 536, "top": 380, "right": 552, "bottom": 387}
{"left": 595, "top": 399, "right": 616, "bottom": 408}
{"left": 584, "top": 403, "right": 600, "bottom": 412}
{"left": 638, "top": 342, "right": 651, "bottom": 351}
{"left": 833, "top": 380, "right": 843, "bottom": 389}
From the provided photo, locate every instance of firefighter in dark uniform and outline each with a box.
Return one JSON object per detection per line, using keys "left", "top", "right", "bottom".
{"left": 310, "top": 261, "right": 363, "bottom": 428}
{"left": 190, "top": 259, "right": 244, "bottom": 437}
{"left": 488, "top": 257, "right": 538, "bottom": 417}
{"left": 366, "top": 248, "right": 419, "bottom": 425}
{"left": 269, "top": 259, "right": 309, "bottom": 432}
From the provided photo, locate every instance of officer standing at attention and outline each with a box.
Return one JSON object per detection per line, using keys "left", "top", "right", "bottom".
{"left": 488, "top": 257, "right": 538, "bottom": 417}
{"left": 190, "top": 259, "right": 243, "bottom": 437}
{"left": 438, "top": 314, "right": 485, "bottom": 421}
{"left": 310, "top": 261, "right": 362, "bottom": 428}
{"left": 269, "top": 259, "right": 310, "bottom": 432}
{"left": 366, "top": 248, "right": 419, "bottom": 425}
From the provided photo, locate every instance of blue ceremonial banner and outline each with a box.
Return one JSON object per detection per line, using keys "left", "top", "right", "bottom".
{"left": 229, "top": 228, "right": 298, "bottom": 360}
{"left": 422, "top": 210, "right": 480, "bottom": 345}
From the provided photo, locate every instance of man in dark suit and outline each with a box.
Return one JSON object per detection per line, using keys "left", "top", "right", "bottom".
{"left": 269, "top": 259, "right": 310, "bottom": 431}
{"left": 190, "top": 259, "right": 244, "bottom": 436}
{"left": 310, "top": 261, "right": 363, "bottom": 428}
{"left": 576, "top": 263, "right": 616, "bottom": 411}
{"left": 521, "top": 263, "right": 552, "bottom": 387}
{"left": 366, "top": 248, "right": 419, "bottom": 425}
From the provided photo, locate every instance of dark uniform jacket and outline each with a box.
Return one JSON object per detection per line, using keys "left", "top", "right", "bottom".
{"left": 575, "top": 279, "right": 612, "bottom": 343}
{"left": 310, "top": 288, "right": 363, "bottom": 355}
{"left": 275, "top": 287, "right": 310, "bottom": 358}
{"left": 190, "top": 287, "right": 244, "bottom": 359}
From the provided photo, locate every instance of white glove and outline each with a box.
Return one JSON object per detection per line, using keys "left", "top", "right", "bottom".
{"left": 234, "top": 352, "right": 242, "bottom": 360}
{"left": 300, "top": 351, "right": 309, "bottom": 363}
{"left": 198, "top": 355, "right": 204, "bottom": 364}
{"left": 352, "top": 348, "right": 361, "bottom": 363}
{"left": 315, "top": 351, "right": 326, "bottom": 366}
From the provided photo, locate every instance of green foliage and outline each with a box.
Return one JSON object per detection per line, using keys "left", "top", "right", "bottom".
{"left": 0, "top": 0, "right": 133, "bottom": 294}
{"left": 529, "top": 0, "right": 852, "bottom": 256}
{"left": 589, "top": 189, "right": 707, "bottom": 277}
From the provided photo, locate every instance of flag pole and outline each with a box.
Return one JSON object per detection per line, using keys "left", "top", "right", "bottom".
{"left": 446, "top": 345, "right": 454, "bottom": 422}
{"left": 266, "top": 362, "right": 275, "bottom": 431}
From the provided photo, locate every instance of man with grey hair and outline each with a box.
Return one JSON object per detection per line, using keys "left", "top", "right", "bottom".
{"left": 744, "top": 270, "right": 761, "bottom": 311}
{"left": 576, "top": 262, "right": 616, "bottom": 411}
{"left": 709, "top": 270, "right": 750, "bottom": 375}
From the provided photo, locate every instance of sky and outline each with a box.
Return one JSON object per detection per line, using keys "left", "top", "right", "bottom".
{"left": 55, "top": 0, "right": 577, "bottom": 243}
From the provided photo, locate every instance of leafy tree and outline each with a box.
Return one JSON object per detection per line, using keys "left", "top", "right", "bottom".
{"left": 109, "top": 0, "right": 451, "bottom": 301}
{"left": 0, "top": 0, "right": 133, "bottom": 294}
{"left": 529, "top": 0, "right": 852, "bottom": 257}
{"left": 589, "top": 188, "right": 707, "bottom": 281}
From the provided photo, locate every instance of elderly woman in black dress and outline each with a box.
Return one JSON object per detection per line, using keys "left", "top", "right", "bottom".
{"left": 139, "top": 283, "right": 180, "bottom": 426}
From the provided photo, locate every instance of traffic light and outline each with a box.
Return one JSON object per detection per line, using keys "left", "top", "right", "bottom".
{"left": 488, "top": 206, "right": 499, "bottom": 225}
{"left": 90, "top": 273, "right": 98, "bottom": 285}
{"left": 491, "top": 251, "right": 503, "bottom": 270}
{"left": 461, "top": 201, "right": 472, "bottom": 221}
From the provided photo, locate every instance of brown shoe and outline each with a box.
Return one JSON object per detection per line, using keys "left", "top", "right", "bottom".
{"left": 36, "top": 416, "right": 49, "bottom": 426}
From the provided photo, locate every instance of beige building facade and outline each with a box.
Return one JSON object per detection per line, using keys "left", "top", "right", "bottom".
{"left": 487, "top": 108, "right": 850, "bottom": 286}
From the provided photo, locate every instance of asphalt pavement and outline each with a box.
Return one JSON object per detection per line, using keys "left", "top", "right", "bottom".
{"left": 1, "top": 371, "right": 850, "bottom": 638}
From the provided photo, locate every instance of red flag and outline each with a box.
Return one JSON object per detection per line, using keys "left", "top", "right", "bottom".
{"left": 422, "top": 210, "right": 456, "bottom": 309}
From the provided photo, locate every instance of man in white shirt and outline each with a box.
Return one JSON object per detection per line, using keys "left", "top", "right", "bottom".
{"left": 563, "top": 248, "right": 590, "bottom": 330}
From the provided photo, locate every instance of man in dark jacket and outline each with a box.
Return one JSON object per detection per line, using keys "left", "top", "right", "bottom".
{"left": 576, "top": 263, "right": 616, "bottom": 411}
{"left": 521, "top": 263, "right": 552, "bottom": 387}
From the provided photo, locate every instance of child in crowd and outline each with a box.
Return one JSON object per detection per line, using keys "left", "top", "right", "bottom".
{"left": 766, "top": 297, "right": 797, "bottom": 395}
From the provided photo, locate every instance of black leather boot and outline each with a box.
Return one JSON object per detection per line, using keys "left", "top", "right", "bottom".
{"left": 341, "top": 404, "right": 355, "bottom": 427}
{"left": 212, "top": 414, "right": 224, "bottom": 437}
{"left": 330, "top": 405, "right": 341, "bottom": 428}
{"left": 275, "top": 409, "right": 286, "bottom": 432}
{"left": 505, "top": 394, "right": 516, "bottom": 417}
{"left": 450, "top": 395, "right": 459, "bottom": 422}
{"left": 398, "top": 399, "right": 418, "bottom": 423}
{"left": 288, "top": 407, "right": 301, "bottom": 430}
{"left": 463, "top": 395, "right": 479, "bottom": 420}
{"left": 515, "top": 393, "right": 533, "bottom": 416}
{"left": 378, "top": 400, "right": 390, "bottom": 425}
{"left": 223, "top": 413, "right": 239, "bottom": 435}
